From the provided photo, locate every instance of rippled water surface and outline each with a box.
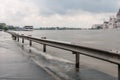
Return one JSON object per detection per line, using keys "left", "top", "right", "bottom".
{"left": 16, "top": 29, "right": 120, "bottom": 51}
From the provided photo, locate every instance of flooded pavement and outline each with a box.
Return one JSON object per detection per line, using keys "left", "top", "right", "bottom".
{"left": 1, "top": 31, "right": 118, "bottom": 80}
{"left": 13, "top": 30, "right": 119, "bottom": 80}
{"left": 0, "top": 32, "right": 56, "bottom": 80}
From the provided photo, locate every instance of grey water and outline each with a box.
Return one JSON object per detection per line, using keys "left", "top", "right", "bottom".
{"left": 16, "top": 29, "right": 120, "bottom": 51}
{"left": 14, "top": 29, "right": 120, "bottom": 80}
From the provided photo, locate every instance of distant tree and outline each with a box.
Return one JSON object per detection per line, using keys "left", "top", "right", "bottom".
{"left": 3, "top": 27, "right": 8, "bottom": 31}
{"left": 0, "top": 25, "right": 4, "bottom": 29}
{"left": 8, "top": 26, "right": 15, "bottom": 30}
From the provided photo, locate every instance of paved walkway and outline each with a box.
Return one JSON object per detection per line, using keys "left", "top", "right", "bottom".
{"left": 0, "top": 32, "right": 56, "bottom": 80}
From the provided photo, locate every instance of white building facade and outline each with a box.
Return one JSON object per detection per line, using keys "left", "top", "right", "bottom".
{"left": 103, "top": 9, "right": 120, "bottom": 29}
{"left": 116, "top": 9, "right": 120, "bottom": 28}
{"left": 92, "top": 9, "right": 120, "bottom": 29}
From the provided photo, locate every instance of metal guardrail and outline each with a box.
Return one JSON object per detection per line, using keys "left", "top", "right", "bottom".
{"left": 8, "top": 31, "right": 120, "bottom": 80}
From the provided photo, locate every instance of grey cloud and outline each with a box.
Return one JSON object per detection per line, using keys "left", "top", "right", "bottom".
{"left": 31, "top": 0, "right": 120, "bottom": 15}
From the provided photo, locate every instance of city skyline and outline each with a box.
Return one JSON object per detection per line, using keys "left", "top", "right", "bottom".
{"left": 0, "top": 0, "right": 120, "bottom": 28}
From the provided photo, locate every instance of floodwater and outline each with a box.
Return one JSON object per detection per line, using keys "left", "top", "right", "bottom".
{"left": 16, "top": 29, "right": 120, "bottom": 51}
{"left": 0, "top": 32, "right": 56, "bottom": 80}
{"left": 13, "top": 29, "right": 120, "bottom": 80}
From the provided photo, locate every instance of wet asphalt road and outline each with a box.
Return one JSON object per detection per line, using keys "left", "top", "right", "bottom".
{"left": 0, "top": 32, "right": 56, "bottom": 80}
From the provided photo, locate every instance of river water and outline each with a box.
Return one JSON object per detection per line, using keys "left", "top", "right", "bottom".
{"left": 14, "top": 29, "right": 120, "bottom": 80}
{"left": 16, "top": 29, "right": 120, "bottom": 51}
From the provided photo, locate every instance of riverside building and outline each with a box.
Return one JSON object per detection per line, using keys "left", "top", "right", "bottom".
{"left": 92, "top": 9, "right": 120, "bottom": 29}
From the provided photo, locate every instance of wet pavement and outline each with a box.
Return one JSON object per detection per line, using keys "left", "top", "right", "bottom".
{"left": 0, "top": 31, "right": 118, "bottom": 80}
{"left": 0, "top": 32, "right": 56, "bottom": 80}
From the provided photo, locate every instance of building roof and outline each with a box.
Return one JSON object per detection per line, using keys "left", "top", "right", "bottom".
{"left": 117, "top": 9, "right": 120, "bottom": 16}
{"left": 104, "top": 21, "right": 109, "bottom": 24}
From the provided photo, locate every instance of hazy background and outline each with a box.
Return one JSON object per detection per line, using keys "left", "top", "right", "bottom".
{"left": 0, "top": 0, "right": 120, "bottom": 28}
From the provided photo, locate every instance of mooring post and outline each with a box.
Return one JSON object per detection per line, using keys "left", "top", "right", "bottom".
{"left": 118, "top": 64, "right": 120, "bottom": 80}
{"left": 29, "top": 35, "right": 32, "bottom": 46}
{"left": 22, "top": 34, "right": 24, "bottom": 43}
{"left": 73, "top": 52, "right": 80, "bottom": 72}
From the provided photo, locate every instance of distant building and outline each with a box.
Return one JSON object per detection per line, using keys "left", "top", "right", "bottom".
{"left": 102, "top": 21, "right": 109, "bottom": 29}
{"left": 92, "top": 9, "right": 120, "bottom": 29}
{"left": 91, "top": 24, "right": 103, "bottom": 29}
{"left": 39, "top": 27, "right": 81, "bottom": 30}
{"left": 116, "top": 9, "right": 120, "bottom": 28}
{"left": 104, "top": 9, "right": 120, "bottom": 29}
{"left": 23, "top": 26, "right": 33, "bottom": 31}
{"left": 14, "top": 26, "right": 23, "bottom": 31}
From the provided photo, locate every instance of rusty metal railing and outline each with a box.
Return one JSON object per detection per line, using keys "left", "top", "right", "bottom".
{"left": 8, "top": 31, "right": 120, "bottom": 80}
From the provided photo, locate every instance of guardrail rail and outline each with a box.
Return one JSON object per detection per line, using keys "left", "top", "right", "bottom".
{"left": 8, "top": 32, "right": 120, "bottom": 80}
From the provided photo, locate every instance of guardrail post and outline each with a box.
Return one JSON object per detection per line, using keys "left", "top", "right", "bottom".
{"left": 11, "top": 34, "right": 13, "bottom": 37}
{"left": 118, "top": 64, "right": 120, "bottom": 80}
{"left": 14, "top": 36, "right": 17, "bottom": 40}
{"left": 12, "top": 35, "right": 15, "bottom": 40}
{"left": 73, "top": 52, "right": 80, "bottom": 72}
{"left": 42, "top": 37, "right": 47, "bottom": 52}
{"left": 30, "top": 40, "right": 32, "bottom": 46}
{"left": 29, "top": 35, "right": 32, "bottom": 46}
{"left": 43, "top": 44, "right": 46, "bottom": 52}
{"left": 17, "top": 36, "right": 19, "bottom": 42}
{"left": 22, "top": 34, "right": 24, "bottom": 43}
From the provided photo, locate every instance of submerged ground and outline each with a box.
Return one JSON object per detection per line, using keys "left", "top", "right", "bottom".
{"left": 0, "top": 32, "right": 56, "bottom": 80}
{"left": 0, "top": 31, "right": 118, "bottom": 80}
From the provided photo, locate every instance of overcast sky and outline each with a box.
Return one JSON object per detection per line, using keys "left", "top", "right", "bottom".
{"left": 0, "top": 0, "right": 120, "bottom": 28}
